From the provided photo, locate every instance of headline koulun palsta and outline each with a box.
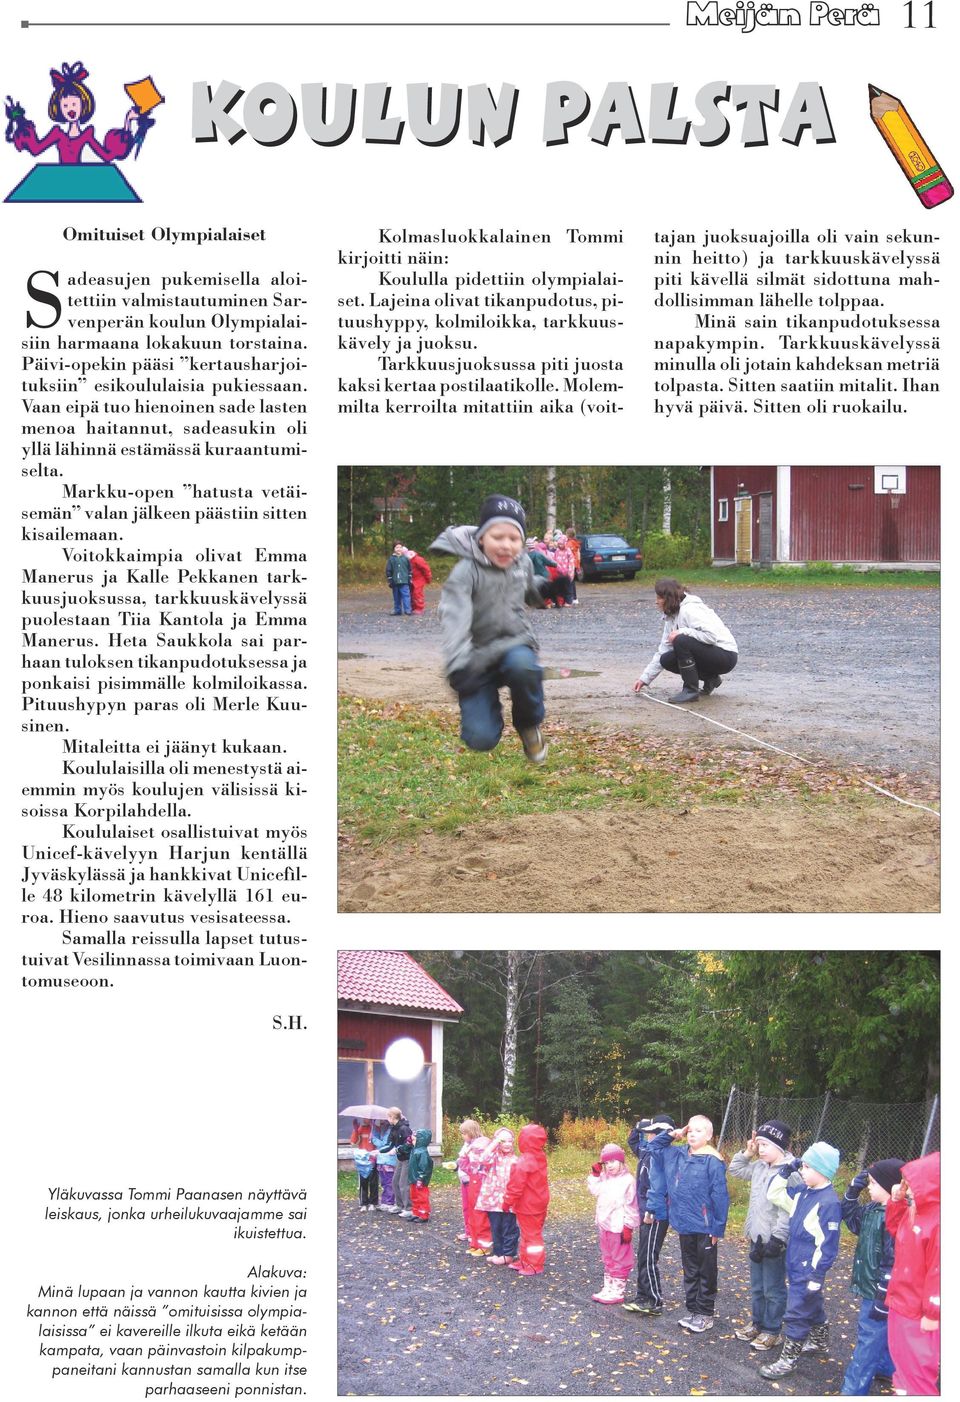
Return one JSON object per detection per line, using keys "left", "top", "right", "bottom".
{"left": 192, "top": 81, "right": 835, "bottom": 148}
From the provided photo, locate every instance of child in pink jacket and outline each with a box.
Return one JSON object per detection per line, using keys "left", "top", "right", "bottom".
{"left": 587, "top": 1143, "right": 641, "bottom": 1304}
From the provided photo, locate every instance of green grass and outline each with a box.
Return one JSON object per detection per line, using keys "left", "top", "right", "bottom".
{"left": 338, "top": 697, "right": 678, "bottom": 842}
{"left": 338, "top": 696, "right": 936, "bottom": 846}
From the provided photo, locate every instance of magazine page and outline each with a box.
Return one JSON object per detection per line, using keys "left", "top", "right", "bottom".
{"left": 1, "top": 1, "right": 947, "bottom": 1399}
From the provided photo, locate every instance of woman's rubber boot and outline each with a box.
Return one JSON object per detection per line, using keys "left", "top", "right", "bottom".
{"left": 801, "top": 1323, "right": 829, "bottom": 1354}
{"left": 670, "top": 686, "right": 701, "bottom": 704}
{"left": 760, "top": 1336, "right": 804, "bottom": 1380}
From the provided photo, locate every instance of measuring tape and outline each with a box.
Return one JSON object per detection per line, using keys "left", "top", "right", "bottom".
{"left": 637, "top": 690, "right": 940, "bottom": 820}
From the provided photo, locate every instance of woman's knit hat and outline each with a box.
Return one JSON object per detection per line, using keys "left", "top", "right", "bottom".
{"left": 601, "top": 1143, "right": 625, "bottom": 1163}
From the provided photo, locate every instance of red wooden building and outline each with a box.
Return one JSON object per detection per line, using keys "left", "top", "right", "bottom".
{"left": 337, "top": 950, "right": 463, "bottom": 1159}
{"left": 707, "top": 466, "right": 940, "bottom": 568}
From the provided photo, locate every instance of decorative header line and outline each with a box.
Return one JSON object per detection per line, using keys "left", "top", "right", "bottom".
{"left": 21, "top": 19, "right": 671, "bottom": 26}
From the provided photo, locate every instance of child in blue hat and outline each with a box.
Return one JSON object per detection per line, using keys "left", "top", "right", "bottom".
{"left": 760, "top": 1141, "right": 842, "bottom": 1380}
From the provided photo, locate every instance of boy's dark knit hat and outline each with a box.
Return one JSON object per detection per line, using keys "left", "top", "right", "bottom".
{"left": 477, "top": 494, "right": 526, "bottom": 540}
{"left": 869, "top": 1157, "right": 906, "bottom": 1194}
{"left": 637, "top": 1114, "right": 676, "bottom": 1133}
{"left": 755, "top": 1119, "right": 792, "bottom": 1151}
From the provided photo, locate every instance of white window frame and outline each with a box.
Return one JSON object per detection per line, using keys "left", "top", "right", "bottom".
{"left": 718, "top": 497, "right": 729, "bottom": 523}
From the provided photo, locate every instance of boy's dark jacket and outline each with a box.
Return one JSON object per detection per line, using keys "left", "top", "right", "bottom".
{"left": 627, "top": 1123, "right": 668, "bottom": 1219}
{"left": 502, "top": 1124, "right": 550, "bottom": 1217}
{"left": 842, "top": 1171, "right": 895, "bottom": 1310}
{"left": 647, "top": 1130, "right": 729, "bottom": 1237}
{"left": 432, "top": 525, "right": 547, "bottom": 685}
{"left": 385, "top": 553, "right": 412, "bottom": 587}
{"left": 408, "top": 1129, "right": 434, "bottom": 1185}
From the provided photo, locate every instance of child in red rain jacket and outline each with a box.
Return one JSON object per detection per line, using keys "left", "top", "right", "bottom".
{"left": 503, "top": 1123, "right": 550, "bottom": 1275}
{"left": 406, "top": 548, "right": 433, "bottom": 614}
{"left": 885, "top": 1152, "right": 940, "bottom": 1396}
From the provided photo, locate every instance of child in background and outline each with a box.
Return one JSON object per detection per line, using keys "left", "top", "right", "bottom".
{"left": 623, "top": 1114, "right": 675, "bottom": 1316}
{"left": 728, "top": 1121, "right": 793, "bottom": 1353}
{"left": 407, "top": 1129, "right": 434, "bottom": 1222}
{"left": 352, "top": 1145, "right": 379, "bottom": 1211}
{"left": 839, "top": 1157, "right": 904, "bottom": 1395}
{"left": 477, "top": 1128, "right": 520, "bottom": 1265}
{"left": 464, "top": 1130, "right": 494, "bottom": 1257}
{"left": 503, "top": 1123, "right": 550, "bottom": 1276}
{"left": 647, "top": 1116, "right": 729, "bottom": 1333}
{"left": 405, "top": 547, "right": 433, "bottom": 614}
{"left": 885, "top": 1152, "right": 940, "bottom": 1397}
{"left": 551, "top": 534, "right": 576, "bottom": 607}
{"left": 452, "top": 1119, "right": 482, "bottom": 1241}
{"left": 385, "top": 542, "right": 412, "bottom": 615}
{"left": 371, "top": 1120, "right": 397, "bottom": 1213}
{"left": 761, "top": 1141, "right": 843, "bottom": 1380}
{"left": 385, "top": 1107, "right": 414, "bottom": 1218}
{"left": 433, "top": 495, "right": 552, "bottom": 763}
{"left": 587, "top": 1143, "right": 641, "bottom": 1304}
{"left": 564, "top": 528, "right": 581, "bottom": 604}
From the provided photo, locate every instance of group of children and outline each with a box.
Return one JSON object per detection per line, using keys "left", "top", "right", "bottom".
{"left": 525, "top": 529, "right": 581, "bottom": 607}
{"left": 384, "top": 541, "right": 433, "bottom": 615}
{"left": 592, "top": 1114, "right": 939, "bottom": 1394}
{"left": 451, "top": 1120, "right": 551, "bottom": 1275}
{"left": 353, "top": 1111, "right": 939, "bottom": 1394}
{"left": 350, "top": 1110, "right": 434, "bottom": 1221}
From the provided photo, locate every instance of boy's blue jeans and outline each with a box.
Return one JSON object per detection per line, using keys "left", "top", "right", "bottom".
{"left": 749, "top": 1253, "right": 787, "bottom": 1332}
{"left": 390, "top": 583, "right": 411, "bottom": 614}
{"left": 840, "top": 1299, "right": 895, "bottom": 1395}
{"left": 457, "top": 645, "right": 545, "bottom": 751}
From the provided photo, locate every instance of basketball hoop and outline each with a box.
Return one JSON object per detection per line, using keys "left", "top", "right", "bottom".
{"left": 886, "top": 488, "right": 901, "bottom": 511}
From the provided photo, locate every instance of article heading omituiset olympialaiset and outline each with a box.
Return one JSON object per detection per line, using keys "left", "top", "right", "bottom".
{"left": 192, "top": 81, "right": 836, "bottom": 148}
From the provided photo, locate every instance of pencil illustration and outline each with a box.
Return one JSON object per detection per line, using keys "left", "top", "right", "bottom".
{"left": 869, "top": 84, "right": 953, "bottom": 208}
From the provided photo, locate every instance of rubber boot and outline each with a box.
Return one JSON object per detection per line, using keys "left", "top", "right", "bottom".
{"left": 701, "top": 675, "right": 722, "bottom": 695}
{"left": 608, "top": 1276, "right": 627, "bottom": 1304}
{"left": 802, "top": 1323, "right": 829, "bottom": 1354}
{"left": 760, "top": 1335, "right": 804, "bottom": 1379}
{"left": 592, "top": 1273, "right": 613, "bottom": 1303}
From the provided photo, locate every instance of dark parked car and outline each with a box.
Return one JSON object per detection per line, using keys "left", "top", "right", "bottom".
{"left": 576, "top": 533, "right": 642, "bottom": 581}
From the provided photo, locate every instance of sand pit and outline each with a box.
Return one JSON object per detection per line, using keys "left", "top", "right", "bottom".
{"left": 339, "top": 800, "right": 939, "bottom": 913}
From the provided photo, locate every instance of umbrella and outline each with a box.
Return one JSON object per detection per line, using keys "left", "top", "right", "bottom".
{"left": 339, "top": 1104, "right": 392, "bottom": 1119}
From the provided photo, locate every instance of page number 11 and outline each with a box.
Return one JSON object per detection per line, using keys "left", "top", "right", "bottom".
{"left": 904, "top": 1, "right": 935, "bottom": 26}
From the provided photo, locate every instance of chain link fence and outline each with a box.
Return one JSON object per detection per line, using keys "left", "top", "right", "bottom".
{"left": 717, "top": 1085, "right": 939, "bottom": 1166}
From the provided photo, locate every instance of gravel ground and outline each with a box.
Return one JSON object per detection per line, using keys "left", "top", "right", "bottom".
{"left": 337, "top": 1185, "right": 888, "bottom": 1397}
{"left": 338, "top": 582, "right": 940, "bottom": 780}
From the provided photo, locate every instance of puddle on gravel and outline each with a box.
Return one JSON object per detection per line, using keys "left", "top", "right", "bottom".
{"left": 338, "top": 652, "right": 368, "bottom": 660}
{"left": 542, "top": 667, "right": 600, "bottom": 679}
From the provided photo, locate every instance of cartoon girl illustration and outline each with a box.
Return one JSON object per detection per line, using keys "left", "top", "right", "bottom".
{"left": 6, "top": 61, "right": 136, "bottom": 164}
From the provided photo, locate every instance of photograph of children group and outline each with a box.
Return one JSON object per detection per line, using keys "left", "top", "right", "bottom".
{"left": 337, "top": 466, "right": 940, "bottom": 914}
{"left": 337, "top": 949, "right": 940, "bottom": 1396}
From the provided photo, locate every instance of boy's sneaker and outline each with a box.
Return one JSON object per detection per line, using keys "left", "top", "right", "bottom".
{"left": 735, "top": 1323, "right": 761, "bottom": 1342}
{"left": 676, "top": 1315, "right": 696, "bottom": 1330}
{"left": 398, "top": 1210, "right": 414, "bottom": 1219}
{"left": 750, "top": 1331, "right": 782, "bottom": 1351}
{"left": 467, "top": 1247, "right": 487, "bottom": 1257}
{"left": 518, "top": 726, "right": 548, "bottom": 764}
{"left": 684, "top": 1316, "right": 714, "bottom": 1333}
